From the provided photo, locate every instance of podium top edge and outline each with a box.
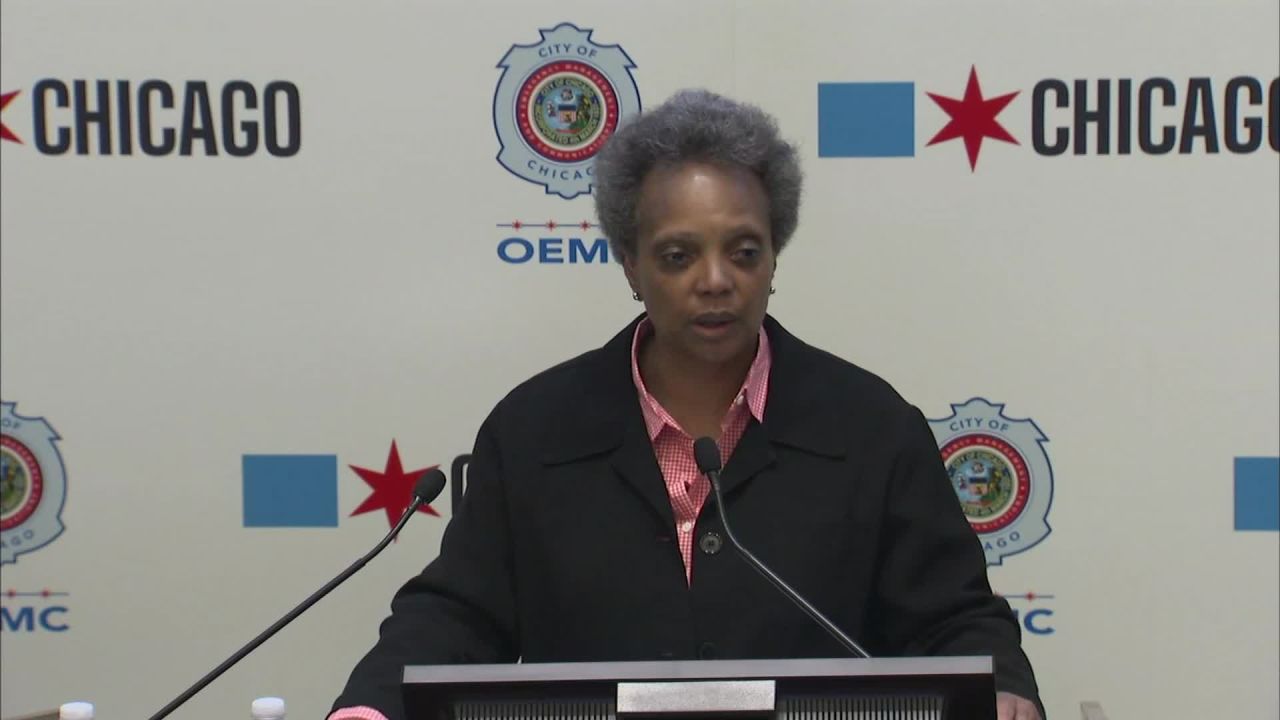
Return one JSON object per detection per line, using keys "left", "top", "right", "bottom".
{"left": 403, "top": 656, "right": 994, "bottom": 684}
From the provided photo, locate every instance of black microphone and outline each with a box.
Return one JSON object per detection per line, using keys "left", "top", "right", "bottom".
{"left": 693, "top": 436, "right": 871, "bottom": 659}
{"left": 146, "top": 468, "right": 448, "bottom": 720}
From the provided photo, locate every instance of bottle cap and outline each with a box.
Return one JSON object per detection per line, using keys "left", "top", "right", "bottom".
{"left": 59, "top": 702, "right": 94, "bottom": 720}
{"left": 251, "top": 696, "right": 286, "bottom": 719}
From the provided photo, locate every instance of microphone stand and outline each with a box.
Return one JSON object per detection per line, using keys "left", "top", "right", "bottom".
{"left": 146, "top": 471, "right": 445, "bottom": 720}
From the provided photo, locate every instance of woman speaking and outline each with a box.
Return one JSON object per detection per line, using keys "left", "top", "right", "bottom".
{"left": 331, "top": 89, "right": 1044, "bottom": 720}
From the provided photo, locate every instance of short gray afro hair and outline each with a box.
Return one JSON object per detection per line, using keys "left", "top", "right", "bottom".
{"left": 592, "top": 89, "right": 803, "bottom": 261}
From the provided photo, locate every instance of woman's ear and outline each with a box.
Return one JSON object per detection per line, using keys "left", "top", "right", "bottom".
{"left": 622, "top": 254, "right": 640, "bottom": 295}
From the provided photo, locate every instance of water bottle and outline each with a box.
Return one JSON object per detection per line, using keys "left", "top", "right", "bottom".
{"left": 58, "top": 702, "right": 94, "bottom": 720}
{"left": 251, "top": 697, "right": 286, "bottom": 720}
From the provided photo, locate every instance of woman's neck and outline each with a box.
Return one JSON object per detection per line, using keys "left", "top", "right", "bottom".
{"left": 639, "top": 335, "right": 756, "bottom": 438}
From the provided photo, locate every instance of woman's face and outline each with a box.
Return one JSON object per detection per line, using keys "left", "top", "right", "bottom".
{"left": 624, "top": 161, "right": 776, "bottom": 368}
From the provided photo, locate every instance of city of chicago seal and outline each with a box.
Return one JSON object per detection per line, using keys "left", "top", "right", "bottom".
{"left": 493, "top": 22, "right": 641, "bottom": 199}
{"left": 929, "top": 398, "right": 1054, "bottom": 566}
{"left": 2, "top": 401, "right": 68, "bottom": 565}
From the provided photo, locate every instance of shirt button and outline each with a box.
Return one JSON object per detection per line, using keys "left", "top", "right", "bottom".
{"left": 735, "top": 393, "right": 745, "bottom": 406}
{"left": 699, "top": 531, "right": 723, "bottom": 555}
{"left": 680, "top": 521, "right": 694, "bottom": 533}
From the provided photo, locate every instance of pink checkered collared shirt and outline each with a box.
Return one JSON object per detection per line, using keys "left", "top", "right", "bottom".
{"left": 329, "top": 707, "right": 390, "bottom": 720}
{"left": 629, "top": 317, "right": 771, "bottom": 585}
{"left": 329, "top": 320, "right": 772, "bottom": 720}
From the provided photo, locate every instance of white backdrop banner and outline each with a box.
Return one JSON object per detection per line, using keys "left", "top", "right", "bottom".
{"left": 2, "top": 1, "right": 1277, "bottom": 719}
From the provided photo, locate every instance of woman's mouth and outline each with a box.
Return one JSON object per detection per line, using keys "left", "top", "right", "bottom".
{"left": 692, "top": 312, "right": 737, "bottom": 338}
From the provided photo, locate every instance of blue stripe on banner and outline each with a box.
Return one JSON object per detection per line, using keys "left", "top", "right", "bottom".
{"left": 817, "top": 82, "right": 915, "bottom": 158}
{"left": 1234, "top": 457, "right": 1280, "bottom": 531}
{"left": 242, "top": 454, "right": 339, "bottom": 527}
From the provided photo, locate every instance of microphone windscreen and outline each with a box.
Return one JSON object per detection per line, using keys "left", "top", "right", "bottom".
{"left": 414, "top": 468, "right": 448, "bottom": 504}
{"left": 693, "top": 436, "right": 722, "bottom": 474}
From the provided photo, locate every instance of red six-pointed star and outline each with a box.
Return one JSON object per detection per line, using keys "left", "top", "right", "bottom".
{"left": 350, "top": 440, "right": 440, "bottom": 531}
{"left": 1, "top": 91, "right": 22, "bottom": 144}
{"left": 926, "top": 66, "right": 1019, "bottom": 171}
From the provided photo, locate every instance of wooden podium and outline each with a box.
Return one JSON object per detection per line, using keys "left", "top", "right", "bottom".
{"left": 403, "top": 657, "right": 996, "bottom": 719}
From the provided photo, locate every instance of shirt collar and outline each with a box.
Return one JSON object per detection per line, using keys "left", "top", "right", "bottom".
{"left": 629, "top": 317, "right": 771, "bottom": 441}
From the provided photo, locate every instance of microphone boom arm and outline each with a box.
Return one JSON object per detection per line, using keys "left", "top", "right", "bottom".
{"left": 146, "top": 470, "right": 444, "bottom": 720}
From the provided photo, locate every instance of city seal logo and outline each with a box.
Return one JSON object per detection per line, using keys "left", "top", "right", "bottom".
{"left": 928, "top": 398, "right": 1053, "bottom": 566}
{"left": 494, "top": 22, "right": 641, "bottom": 199}
{"left": 1, "top": 401, "right": 68, "bottom": 565}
